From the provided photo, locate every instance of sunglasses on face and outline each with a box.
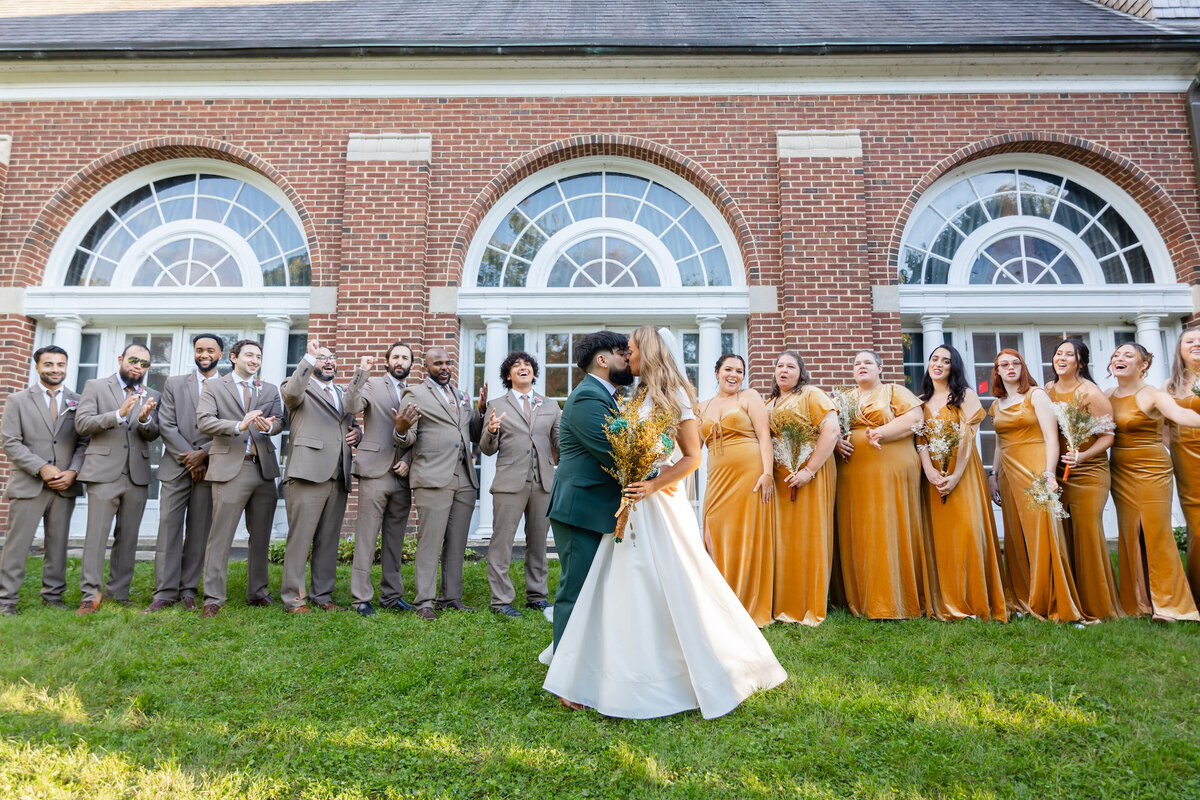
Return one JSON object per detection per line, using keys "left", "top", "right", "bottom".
{"left": 125, "top": 357, "right": 151, "bottom": 368}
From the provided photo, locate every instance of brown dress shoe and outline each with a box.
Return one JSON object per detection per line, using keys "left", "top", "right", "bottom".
{"left": 436, "top": 599, "right": 476, "bottom": 612}
{"left": 141, "top": 599, "right": 173, "bottom": 614}
{"left": 415, "top": 606, "right": 436, "bottom": 621}
{"left": 285, "top": 605, "right": 311, "bottom": 614}
{"left": 317, "top": 601, "right": 345, "bottom": 611}
{"left": 246, "top": 595, "right": 275, "bottom": 607}
{"left": 201, "top": 604, "right": 220, "bottom": 618}
{"left": 182, "top": 598, "right": 198, "bottom": 611}
{"left": 76, "top": 600, "right": 100, "bottom": 616}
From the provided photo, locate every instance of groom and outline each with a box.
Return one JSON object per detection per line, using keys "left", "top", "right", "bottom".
{"left": 546, "top": 330, "right": 634, "bottom": 650}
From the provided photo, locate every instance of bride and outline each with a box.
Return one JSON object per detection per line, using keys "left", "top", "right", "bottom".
{"left": 541, "top": 325, "right": 787, "bottom": 719}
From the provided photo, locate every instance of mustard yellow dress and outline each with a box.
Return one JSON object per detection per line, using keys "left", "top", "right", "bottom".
{"left": 700, "top": 398, "right": 775, "bottom": 627}
{"left": 769, "top": 387, "right": 837, "bottom": 626}
{"left": 919, "top": 403, "right": 1008, "bottom": 621}
{"left": 1169, "top": 392, "right": 1200, "bottom": 608}
{"left": 1110, "top": 391, "right": 1200, "bottom": 621}
{"left": 991, "top": 392, "right": 1087, "bottom": 622}
{"left": 835, "top": 384, "right": 927, "bottom": 619}
{"left": 1046, "top": 385, "right": 1121, "bottom": 620}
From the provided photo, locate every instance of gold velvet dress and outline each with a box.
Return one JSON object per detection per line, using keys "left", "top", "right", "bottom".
{"left": 1110, "top": 391, "right": 1200, "bottom": 621}
{"left": 1168, "top": 392, "right": 1200, "bottom": 608}
{"left": 769, "top": 387, "right": 837, "bottom": 626}
{"left": 700, "top": 398, "right": 775, "bottom": 627}
{"left": 919, "top": 404, "right": 1008, "bottom": 621}
{"left": 835, "top": 384, "right": 927, "bottom": 619}
{"left": 1046, "top": 385, "right": 1121, "bottom": 620}
{"left": 991, "top": 392, "right": 1087, "bottom": 622}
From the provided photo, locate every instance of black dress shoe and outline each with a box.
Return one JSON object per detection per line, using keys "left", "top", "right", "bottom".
{"left": 491, "top": 604, "right": 524, "bottom": 618}
{"left": 525, "top": 600, "right": 552, "bottom": 610}
{"left": 381, "top": 598, "right": 416, "bottom": 612}
{"left": 42, "top": 598, "right": 69, "bottom": 610}
{"left": 435, "top": 600, "right": 476, "bottom": 612}
{"left": 354, "top": 601, "right": 377, "bottom": 617}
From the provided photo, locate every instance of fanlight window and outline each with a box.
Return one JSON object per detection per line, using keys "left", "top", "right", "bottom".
{"left": 65, "top": 173, "right": 311, "bottom": 287}
{"left": 477, "top": 171, "right": 731, "bottom": 288}
{"left": 901, "top": 168, "right": 1150, "bottom": 285}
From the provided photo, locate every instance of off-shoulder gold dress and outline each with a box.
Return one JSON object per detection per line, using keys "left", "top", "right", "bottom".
{"left": 769, "top": 387, "right": 837, "bottom": 626}
{"left": 700, "top": 399, "right": 775, "bottom": 627}
{"left": 835, "top": 384, "right": 927, "bottom": 619}
{"left": 919, "top": 403, "right": 1008, "bottom": 621}
{"left": 1046, "top": 385, "right": 1120, "bottom": 620}
{"left": 1110, "top": 391, "right": 1199, "bottom": 621}
{"left": 1169, "top": 392, "right": 1200, "bottom": 608}
{"left": 991, "top": 393, "right": 1087, "bottom": 622}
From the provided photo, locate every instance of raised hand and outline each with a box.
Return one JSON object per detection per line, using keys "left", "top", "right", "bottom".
{"left": 360, "top": 355, "right": 378, "bottom": 371}
{"left": 138, "top": 396, "right": 157, "bottom": 422}
{"left": 486, "top": 408, "right": 506, "bottom": 434}
{"left": 118, "top": 392, "right": 140, "bottom": 418}
{"left": 307, "top": 339, "right": 321, "bottom": 358}
{"left": 393, "top": 403, "right": 419, "bottom": 435}
{"left": 477, "top": 382, "right": 489, "bottom": 415}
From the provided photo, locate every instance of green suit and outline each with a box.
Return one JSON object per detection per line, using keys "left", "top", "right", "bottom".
{"left": 546, "top": 373, "right": 621, "bottom": 648}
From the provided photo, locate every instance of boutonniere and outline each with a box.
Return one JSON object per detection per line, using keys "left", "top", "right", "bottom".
{"left": 134, "top": 386, "right": 147, "bottom": 398}
{"left": 532, "top": 395, "right": 545, "bottom": 411}
{"left": 65, "top": 399, "right": 78, "bottom": 410}
{"left": 252, "top": 377, "right": 263, "bottom": 392}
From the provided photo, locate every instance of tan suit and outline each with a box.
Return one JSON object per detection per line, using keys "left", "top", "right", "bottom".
{"left": 196, "top": 373, "right": 284, "bottom": 606}
{"left": 343, "top": 368, "right": 412, "bottom": 605}
{"left": 152, "top": 372, "right": 214, "bottom": 603}
{"left": 74, "top": 375, "right": 160, "bottom": 603}
{"left": 479, "top": 390, "right": 560, "bottom": 609}
{"left": 396, "top": 378, "right": 483, "bottom": 609}
{"left": 0, "top": 385, "right": 87, "bottom": 605}
{"left": 279, "top": 358, "right": 356, "bottom": 610}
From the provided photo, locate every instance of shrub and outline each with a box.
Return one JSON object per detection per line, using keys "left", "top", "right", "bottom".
{"left": 1174, "top": 525, "right": 1189, "bottom": 553}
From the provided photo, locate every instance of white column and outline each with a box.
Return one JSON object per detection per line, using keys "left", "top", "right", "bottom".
{"left": 1135, "top": 312, "right": 1168, "bottom": 387}
{"left": 476, "top": 314, "right": 511, "bottom": 540}
{"left": 258, "top": 314, "right": 291, "bottom": 388}
{"left": 696, "top": 314, "right": 725, "bottom": 400}
{"left": 920, "top": 314, "right": 947, "bottom": 362}
{"left": 49, "top": 314, "right": 84, "bottom": 391}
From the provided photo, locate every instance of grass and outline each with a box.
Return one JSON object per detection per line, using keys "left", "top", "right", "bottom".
{"left": 1, "top": 557, "right": 1198, "bottom": 799}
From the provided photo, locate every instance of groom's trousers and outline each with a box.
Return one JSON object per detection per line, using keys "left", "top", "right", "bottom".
{"left": 550, "top": 518, "right": 603, "bottom": 648}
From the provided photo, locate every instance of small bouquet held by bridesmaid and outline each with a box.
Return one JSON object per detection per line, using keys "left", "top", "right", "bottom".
{"left": 1051, "top": 397, "right": 1115, "bottom": 481}
{"left": 831, "top": 387, "right": 859, "bottom": 440}
{"left": 602, "top": 392, "right": 675, "bottom": 542}
{"left": 1024, "top": 473, "right": 1069, "bottom": 520}
{"left": 769, "top": 406, "right": 818, "bottom": 501}
{"left": 911, "top": 417, "right": 963, "bottom": 504}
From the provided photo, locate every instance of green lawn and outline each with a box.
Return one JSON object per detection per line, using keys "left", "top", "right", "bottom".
{"left": 1, "top": 558, "right": 1198, "bottom": 800}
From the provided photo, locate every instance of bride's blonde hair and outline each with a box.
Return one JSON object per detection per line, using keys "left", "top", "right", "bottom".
{"left": 630, "top": 325, "right": 698, "bottom": 424}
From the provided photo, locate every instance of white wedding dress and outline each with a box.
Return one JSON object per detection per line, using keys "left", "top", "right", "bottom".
{"left": 540, "top": 389, "right": 787, "bottom": 719}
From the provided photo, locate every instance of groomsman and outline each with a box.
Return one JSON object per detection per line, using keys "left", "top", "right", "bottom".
{"left": 394, "top": 346, "right": 484, "bottom": 620}
{"left": 479, "top": 351, "right": 560, "bottom": 617}
{"left": 196, "top": 338, "right": 284, "bottom": 616}
{"left": 343, "top": 343, "right": 416, "bottom": 616}
{"left": 279, "top": 340, "right": 358, "bottom": 613}
{"left": 74, "top": 343, "right": 160, "bottom": 615}
{"left": 144, "top": 334, "right": 223, "bottom": 613}
{"left": 0, "top": 346, "right": 87, "bottom": 615}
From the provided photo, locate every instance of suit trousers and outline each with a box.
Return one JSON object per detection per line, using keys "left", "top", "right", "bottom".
{"left": 412, "top": 459, "right": 476, "bottom": 608}
{"left": 351, "top": 473, "right": 411, "bottom": 604}
{"left": 486, "top": 482, "right": 550, "bottom": 608}
{"left": 549, "top": 518, "right": 603, "bottom": 649}
{"left": 152, "top": 474, "right": 213, "bottom": 603}
{"left": 281, "top": 477, "right": 347, "bottom": 609}
{"left": 80, "top": 474, "right": 148, "bottom": 602}
{"left": 0, "top": 489, "right": 76, "bottom": 604}
{"left": 203, "top": 460, "right": 277, "bottom": 606}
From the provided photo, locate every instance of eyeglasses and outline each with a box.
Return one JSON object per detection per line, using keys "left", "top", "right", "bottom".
{"left": 125, "top": 357, "right": 151, "bottom": 368}
{"left": 317, "top": 353, "right": 337, "bottom": 362}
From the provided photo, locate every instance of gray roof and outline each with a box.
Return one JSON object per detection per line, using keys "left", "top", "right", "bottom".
{"left": 0, "top": 0, "right": 1195, "bottom": 59}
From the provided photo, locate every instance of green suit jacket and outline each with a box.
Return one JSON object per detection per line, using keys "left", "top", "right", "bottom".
{"left": 546, "top": 374, "right": 622, "bottom": 534}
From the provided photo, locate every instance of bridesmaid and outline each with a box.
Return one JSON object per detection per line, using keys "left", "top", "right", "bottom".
{"left": 834, "top": 349, "right": 927, "bottom": 619}
{"left": 1107, "top": 343, "right": 1200, "bottom": 622}
{"left": 697, "top": 353, "right": 775, "bottom": 627}
{"left": 1165, "top": 328, "right": 1200, "bottom": 607}
{"left": 916, "top": 344, "right": 1008, "bottom": 621}
{"left": 988, "top": 348, "right": 1088, "bottom": 623}
{"left": 1045, "top": 338, "right": 1120, "bottom": 620}
{"left": 766, "top": 350, "right": 839, "bottom": 626}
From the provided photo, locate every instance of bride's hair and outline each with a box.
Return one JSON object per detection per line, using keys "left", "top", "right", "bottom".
{"left": 630, "top": 325, "right": 697, "bottom": 423}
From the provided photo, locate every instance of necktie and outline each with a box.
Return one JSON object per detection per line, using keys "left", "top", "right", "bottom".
{"left": 323, "top": 383, "right": 337, "bottom": 411}
{"left": 241, "top": 381, "right": 251, "bottom": 413}
{"left": 48, "top": 389, "right": 59, "bottom": 422}
{"left": 200, "top": 376, "right": 208, "bottom": 401}
{"left": 521, "top": 393, "right": 532, "bottom": 421}
{"left": 443, "top": 385, "right": 456, "bottom": 407}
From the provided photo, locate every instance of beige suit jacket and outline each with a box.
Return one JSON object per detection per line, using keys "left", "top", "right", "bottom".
{"left": 2, "top": 385, "right": 88, "bottom": 499}
{"left": 157, "top": 372, "right": 214, "bottom": 483}
{"left": 479, "top": 391, "right": 561, "bottom": 494}
{"left": 395, "top": 379, "right": 483, "bottom": 490}
{"left": 196, "top": 373, "right": 285, "bottom": 482}
{"left": 74, "top": 375, "right": 160, "bottom": 486}
{"left": 343, "top": 368, "right": 410, "bottom": 479}
{"left": 280, "top": 358, "right": 355, "bottom": 486}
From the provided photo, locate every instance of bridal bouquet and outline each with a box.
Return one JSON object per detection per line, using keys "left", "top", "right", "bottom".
{"left": 1051, "top": 397, "right": 1115, "bottom": 481}
{"left": 911, "top": 417, "right": 963, "bottom": 504}
{"left": 769, "top": 406, "right": 818, "bottom": 501}
{"left": 602, "top": 392, "right": 675, "bottom": 542}
{"left": 831, "top": 387, "right": 859, "bottom": 439}
{"left": 1025, "top": 473, "right": 1069, "bottom": 520}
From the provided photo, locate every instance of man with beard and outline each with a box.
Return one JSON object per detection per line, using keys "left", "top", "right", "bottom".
{"left": 0, "top": 346, "right": 88, "bottom": 615}
{"left": 343, "top": 342, "right": 417, "bottom": 616}
{"left": 393, "top": 346, "right": 485, "bottom": 620}
{"left": 74, "top": 343, "right": 160, "bottom": 615}
{"left": 196, "top": 339, "right": 284, "bottom": 616}
{"left": 144, "top": 334, "right": 223, "bottom": 613}
{"left": 279, "top": 339, "right": 359, "bottom": 613}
